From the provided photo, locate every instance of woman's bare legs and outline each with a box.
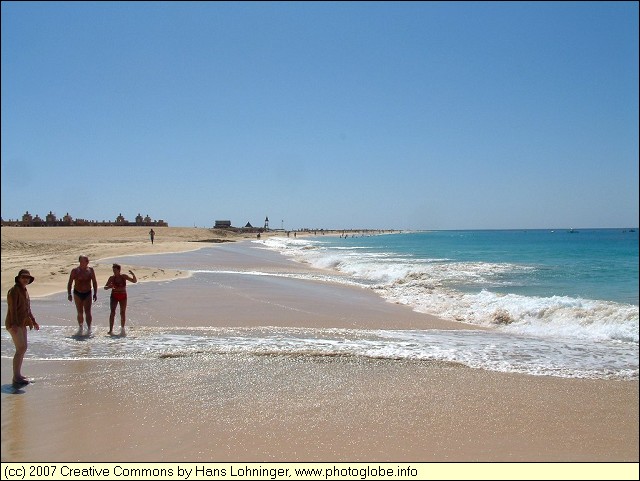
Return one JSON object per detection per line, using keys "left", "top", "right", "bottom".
{"left": 8, "top": 326, "right": 28, "bottom": 381}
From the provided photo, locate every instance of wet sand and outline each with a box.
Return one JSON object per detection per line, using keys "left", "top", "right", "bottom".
{"left": 2, "top": 356, "right": 637, "bottom": 462}
{"left": 1, "top": 227, "right": 638, "bottom": 462}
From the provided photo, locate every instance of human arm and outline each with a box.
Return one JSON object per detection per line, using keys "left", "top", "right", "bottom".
{"left": 67, "top": 270, "right": 74, "bottom": 301}
{"left": 91, "top": 268, "right": 98, "bottom": 301}
{"left": 26, "top": 312, "right": 39, "bottom": 331}
{"left": 104, "top": 276, "right": 114, "bottom": 290}
{"left": 127, "top": 270, "right": 137, "bottom": 283}
{"left": 25, "top": 290, "right": 38, "bottom": 330}
{"left": 7, "top": 288, "right": 38, "bottom": 330}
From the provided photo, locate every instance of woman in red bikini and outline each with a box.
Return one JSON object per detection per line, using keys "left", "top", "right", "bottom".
{"left": 104, "top": 263, "right": 137, "bottom": 336}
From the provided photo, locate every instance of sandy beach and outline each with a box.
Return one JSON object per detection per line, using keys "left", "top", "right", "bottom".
{"left": 1, "top": 226, "right": 254, "bottom": 299}
{"left": 1, "top": 227, "right": 638, "bottom": 463}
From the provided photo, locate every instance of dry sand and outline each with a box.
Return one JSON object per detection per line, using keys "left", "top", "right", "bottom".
{"left": 1, "top": 226, "right": 253, "bottom": 298}
{"left": 1, "top": 227, "right": 638, "bottom": 463}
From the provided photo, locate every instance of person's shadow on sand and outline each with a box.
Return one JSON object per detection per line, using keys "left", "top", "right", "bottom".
{"left": 2, "top": 384, "right": 27, "bottom": 394}
{"left": 70, "top": 333, "right": 92, "bottom": 341}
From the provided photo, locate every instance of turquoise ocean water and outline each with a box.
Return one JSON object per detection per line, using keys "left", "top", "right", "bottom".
{"left": 263, "top": 229, "right": 638, "bottom": 334}
{"left": 2, "top": 229, "right": 638, "bottom": 381}
{"left": 257, "top": 228, "right": 638, "bottom": 379}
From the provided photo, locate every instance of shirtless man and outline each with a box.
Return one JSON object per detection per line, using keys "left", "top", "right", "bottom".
{"left": 67, "top": 255, "right": 98, "bottom": 335}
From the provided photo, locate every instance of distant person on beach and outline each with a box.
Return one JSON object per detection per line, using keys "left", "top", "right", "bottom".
{"left": 149, "top": 229, "right": 155, "bottom": 244}
{"left": 67, "top": 255, "right": 98, "bottom": 335}
{"left": 104, "top": 263, "right": 137, "bottom": 336}
{"left": 5, "top": 269, "right": 39, "bottom": 386}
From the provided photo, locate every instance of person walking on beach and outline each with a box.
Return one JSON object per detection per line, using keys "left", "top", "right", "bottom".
{"left": 149, "top": 229, "right": 155, "bottom": 244}
{"left": 5, "top": 269, "right": 40, "bottom": 386}
{"left": 67, "top": 255, "right": 98, "bottom": 336}
{"left": 104, "top": 264, "right": 137, "bottom": 336}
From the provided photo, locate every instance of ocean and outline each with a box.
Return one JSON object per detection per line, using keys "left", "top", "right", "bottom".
{"left": 264, "top": 229, "right": 639, "bottom": 325}
{"left": 2, "top": 229, "right": 638, "bottom": 381}
{"left": 256, "top": 229, "right": 638, "bottom": 379}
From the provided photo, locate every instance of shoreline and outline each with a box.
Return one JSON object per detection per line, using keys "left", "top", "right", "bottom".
{"left": 1, "top": 226, "right": 638, "bottom": 462}
{"left": 0, "top": 226, "right": 356, "bottom": 299}
{"left": 1, "top": 226, "right": 258, "bottom": 298}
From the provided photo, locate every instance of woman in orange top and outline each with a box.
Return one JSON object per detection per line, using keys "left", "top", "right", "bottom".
{"left": 5, "top": 269, "right": 40, "bottom": 385}
{"left": 104, "top": 263, "right": 137, "bottom": 336}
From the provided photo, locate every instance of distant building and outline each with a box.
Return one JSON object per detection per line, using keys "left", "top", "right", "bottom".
{"left": 32, "top": 214, "right": 44, "bottom": 226}
{"left": 214, "top": 220, "right": 232, "bottom": 228}
{"left": 46, "top": 211, "right": 57, "bottom": 226}
{"left": 1, "top": 211, "right": 168, "bottom": 227}
{"left": 21, "top": 211, "right": 33, "bottom": 226}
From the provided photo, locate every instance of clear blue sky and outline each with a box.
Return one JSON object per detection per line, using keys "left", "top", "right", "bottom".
{"left": 2, "top": 1, "right": 638, "bottom": 230}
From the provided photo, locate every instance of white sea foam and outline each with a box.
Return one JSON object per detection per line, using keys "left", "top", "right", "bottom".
{"left": 2, "top": 326, "right": 636, "bottom": 380}
{"left": 258, "top": 236, "right": 640, "bottom": 346}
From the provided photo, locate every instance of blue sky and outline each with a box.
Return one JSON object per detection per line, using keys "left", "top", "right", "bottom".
{"left": 2, "top": 1, "right": 638, "bottom": 230}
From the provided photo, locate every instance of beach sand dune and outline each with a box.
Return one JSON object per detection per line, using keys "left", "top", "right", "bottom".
{"left": 1, "top": 227, "right": 638, "bottom": 462}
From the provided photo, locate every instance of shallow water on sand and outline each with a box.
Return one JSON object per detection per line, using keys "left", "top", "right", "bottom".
{"left": 2, "top": 240, "right": 637, "bottom": 380}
